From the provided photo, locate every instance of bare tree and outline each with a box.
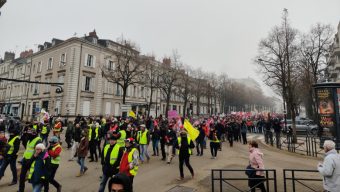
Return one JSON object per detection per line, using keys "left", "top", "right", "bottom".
{"left": 256, "top": 9, "right": 300, "bottom": 139}
{"left": 175, "top": 65, "right": 193, "bottom": 117}
{"left": 158, "top": 51, "right": 182, "bottom": 118}
{"left": 102, "top": 38, "right": 145, "bottom": 105}
{"left": 191, "top": 68, "right": 206, "bottom": 116}
{"left": 299, "top": 23, "right": 334, "bottom": 119}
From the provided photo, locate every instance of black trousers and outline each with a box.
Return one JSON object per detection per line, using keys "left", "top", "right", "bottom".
{"left": 210, "top": 142, "right": 219, "bottom": 157}
{"left": 160, "top": 139, "right": 166, "bottom": 159}
{"left": 196, "top": 140, "right": 204, "bottom": 155}
{"left": 89, "top": 140, "right": 98, "bottom": 161}
{"left": 228, "top": 134, "right": 233, "bottom": 147}
{"left": 19, "top": 159, "right": 31, "bottom": 192}
{"left": 179, "top": 155, "right": 194, "bottom": 178}
{"left": 129, "top": 176, "right": 134, "bottom": 192}
{"left": 48, "top": 164, "right": 61, "bottom": 189}
{"left": 97, "top": 139, "right": 102, "bottom": 156}
{"left": 0, "top": 157, "right": 17, "bottom": 182}
{"left": 249, "top": 175, "right": 266, "bottom": 192}
{"left": 241, "top": 133, "right": 247, "bottom": 144}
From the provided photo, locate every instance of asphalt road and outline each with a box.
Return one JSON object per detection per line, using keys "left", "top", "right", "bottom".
{"left": 0, "top": 133, "right": 324, "bottom": 192}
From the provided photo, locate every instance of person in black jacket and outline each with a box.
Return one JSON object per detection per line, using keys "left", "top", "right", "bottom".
{"left": 196, "top": 124, "right": 205, "bottom": 156}
{"left": 0, "top": 128, "right": 20, "bottom": 185}
{"left": 175, "top": 131, "right": 195, "bottom": 180}
{"left": 69, "top": 123, "right": 82, "bottom": 161}
{"left": 98, "top": 135, "right": 124, "bottom": 192}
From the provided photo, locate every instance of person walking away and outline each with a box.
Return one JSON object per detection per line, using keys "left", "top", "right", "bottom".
{"left": 65, "top": 121, "right": 74, "bottom": 149}
{"left": 151, "top": 126, "right": 160, "bottom": 156}
{"left": 165, "top": 125, "right": 177, "bottom": 164}
{"left": 273, "top": 118, "right": 282, "bottom": 148}
{"left": 136, "top": 124, "right": 150, "bottom": 163}
{"left": 227, "top": 120, "right": 235, "bottom": 147}
{"left": 119, "top": 138, "right": 139, "bottom": 191}
{"left": 196, "top": 124, "right": 205, "bottom": 156}
{"left": 317, "top": 140, "right": 340, "bottom": 192}
{"left": 70, "top": 123, "right": 81, "bottom": 161}
{"left": 248, "top": 140, "right": 266, "bottom": 192}
{"left": 88, "top": 120, "right": 99, "bottom": 162}
{"left": 46, "top": 136, "right": 62, "bottom": 192}
{"left": 117, "top": 125, "right": 127, "bottom": 148}
{"left": 18, "top": 129, "right": 42, "bottom": 192}
{"left": 264, "top": 118, "right": 273, "bottom": 146}
{"left": 209, "top": 127, "right": 221, "bottom": 159}
{"left": 0, "top": 128, "right": 20, "bottom": 185}
{"left": 40, "top": 121, "right": 50, "bottom": 147}
{"left": 241, "top": 121, "right": 248, "bottom": 145}
{"left": 28, "top": 143, "right": 49, "bottom": 192}
{"left": 159, "top": 120, "right": 167, "bottom": 161}
{"left": 175, "top": 131, "right": 195, "bottom": 180}
{"left": 98, "top": 135, "right": 124, "bottom": 192}
{"left": 76, "top": 131, "right": 89, "bottom": 177}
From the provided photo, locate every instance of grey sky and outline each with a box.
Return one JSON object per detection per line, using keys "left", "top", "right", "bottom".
{"left": 0, "top": 0, "right": 339, "bottom": 96}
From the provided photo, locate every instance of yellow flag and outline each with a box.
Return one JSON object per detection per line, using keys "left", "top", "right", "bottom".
{"left": 128, "top": 111, "right": 136, "bottom": 119}
{"left": 183, "top": 119, "right": 199, "bottom": 141}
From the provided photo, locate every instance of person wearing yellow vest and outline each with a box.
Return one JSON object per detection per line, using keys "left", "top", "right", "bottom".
{"left": 19, "top": 128, "right": 42, "bottom": 192}
{"left": 136, "top": 124, "right": 150, "bottom": 163}
{"left": 88, "top": 120, "right": 99, "bottom": 162}
{"left": 209, "top": 127, "right": 221, "bottom": 159}
{"left": 46, "top": 136, "right": 62, "bottom": 192}
{"left": 0, "top": 128, "right": 20, "bottom": 185}
{"left": 117, "top": 127, "right": 127, "bottom": 148}
{"left": 40, "top": 121, "right": 50, "bottom": 147}
{"left": 53, "top": 118, "right": 62, "bottom": 139}
{"left": 28, "top": 143, "right": 49, "bottom": 192}
{"left": 98, "top": 134, "right": 124, "bottom": 192}
{"left": 175, "top": 131, "right": 195, "bottom": 180}
{"left": 119, "top": 137, "right": 139, "bottom": 191}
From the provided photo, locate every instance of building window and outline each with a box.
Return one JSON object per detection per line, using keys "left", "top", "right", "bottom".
{"left": 116, "top": 83, "right": 120, "bottom": 96}
{"left": 140, "top": 87, "right": 144, "bottom": 98}
{"left": 108, "top": 60, "right": 114, "bottom": 70}
{"left": 86, "top": 54, "right": 94, "bottom": 67}
{"left": 45, "top": 78, "right": 51, "bottom": 92}
{"left": 60, "top": 53, "right": 66, "bottom": 66}
{"left": 83, "top": 76, "right": 93, "bottom": 92}
{"left": 34, "top": 84, "right": 39, "bottom": 95}
{"left": 48, "top": 58, "right": 53, "bottom": 70}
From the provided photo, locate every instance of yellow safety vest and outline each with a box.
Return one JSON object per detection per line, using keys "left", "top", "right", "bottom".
{"left": 28, "top": 160, "right": 46, "bottom": 180}
{"left": 210, "top": 133, "right": 220, "bottom": 143}
{"left": 137, "top": 130, "right": 148, "bottom": 145}
{"left": 41, "top": 126, "right": 48, "bottom": 135}
{"left": 103, "top": 144, "right": 120, "bottom": 165}
{"left": 128, "top": 148, "right": 139, "bottom": 176}
{"left": 7, "top": 136, "right": 19, "bottom": 155}
{"left": 23, "top": 137, "right": 42, "bottom": 159}
{"left": 33, "top": 125, "right": 38, "bottom": 130}
{"left": 117, "top": 130, "right": 126, "bottom": 147}
{"left": 177, "top": 137, "right": 192, "bottom": 155}
{"left": 50, "top": 144, "right": 62, "bottom": 165}
{"left": 88, "top": 124, "right": 99, "bottom": 141}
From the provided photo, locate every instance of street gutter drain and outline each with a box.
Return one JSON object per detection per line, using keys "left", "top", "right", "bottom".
{"left": 167, "top": 185, "right": 196, "bottom": 192}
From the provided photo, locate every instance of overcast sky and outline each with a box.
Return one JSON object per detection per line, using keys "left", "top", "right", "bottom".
{"left": 0, "top": 0, "right": 339, "bottom": 96}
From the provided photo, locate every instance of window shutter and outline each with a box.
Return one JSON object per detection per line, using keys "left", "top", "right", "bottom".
{"left": 90, "top": 78, "right": 94, "bottom": 92}
{"left": 93, "top": 56, "right": 96, "bottom": 68}
{"left": 84, "top": 54, "right": 88, "bottom": 66}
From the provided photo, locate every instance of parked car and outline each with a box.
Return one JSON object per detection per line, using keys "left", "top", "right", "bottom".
{"left": 281, "top": 119, "right": 318, "bottom": 135}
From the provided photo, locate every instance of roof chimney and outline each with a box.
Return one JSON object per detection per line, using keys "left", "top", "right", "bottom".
{"left": 4, "top": 51, "right": 15, "bottom": 61}
{"left": 20, "top": 49, "right": 33, "bottom": 58}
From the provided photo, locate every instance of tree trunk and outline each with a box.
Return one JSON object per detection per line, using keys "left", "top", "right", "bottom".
{"left": 165, "top": 92, "right": 171, "bottom": 118}
{"left": 196, "top": 97, "right": 200, "bottom": 116}
{"left": 122, "top": 86, "right": 127, "bottom": 104}
{"left": 148, "top": 87, "right": 153, "bottom": 117}
{"left": 183, "top": 98, "right": 187, "bottom": 118}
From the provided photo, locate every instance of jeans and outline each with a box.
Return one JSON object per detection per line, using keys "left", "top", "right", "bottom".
{"left": 32, "top": 183, "right": 43, "bottom": 192}
{"left": 77, "top": 157, "right": 85, "bottom": 173}
{"left": 139, "top": 144, "right": 150, "bottom": 162}
{"left": 152, "top": 139, "right": 160, "bottom": 155}
{"left": 0, "top": 157, "right": 17, "bottom": 182}
{"left": 70, "top": 141, "right": 79, "bottom": 160}
{"left": 179, "top": 155, "right": 194, "bottom": 178}
{"left": 98, "top": 174, "right": 109, "bottom": 192}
